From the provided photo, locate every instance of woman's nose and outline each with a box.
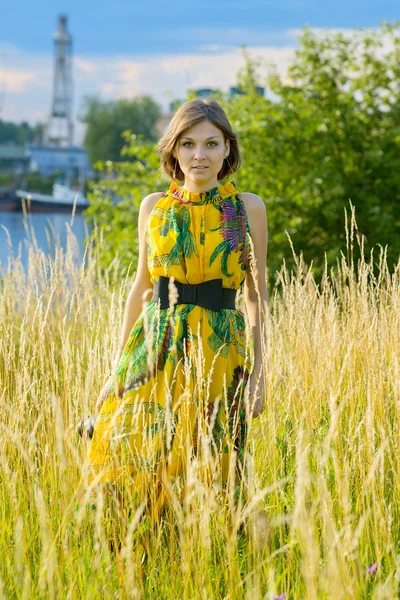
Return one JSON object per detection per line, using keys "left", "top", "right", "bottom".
{"left": 194, "top": 145, "right": 207, "bottom": 159}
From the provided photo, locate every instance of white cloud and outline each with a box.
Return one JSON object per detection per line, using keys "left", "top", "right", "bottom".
{"left": 93, "top": 44, "right": 297, "bottom": 107}
{"left": 198, "top": 44, "right": 233, "bottom": 53}
{"left": 0, "top": 27, "right": 356, "bottom": 145}
{"left": 0, "top": 41, "right": 296, "bottom": 144}
{"left": 74, "top": 57, "right": 97, "bottom": 75}
{"left": 110, "top": 61, "right": 147, "bottom": 97}
{"left": 0, "top": 67, "right": 35, "bottom": 92}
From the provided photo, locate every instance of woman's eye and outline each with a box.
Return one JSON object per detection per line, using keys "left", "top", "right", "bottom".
{"left": 182, "top": 141, "right": 217, "bottom": 147}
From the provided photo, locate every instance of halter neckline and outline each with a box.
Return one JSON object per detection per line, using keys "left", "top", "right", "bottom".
{"left": 168, "top": 180, "right": 239, "bottom": 204}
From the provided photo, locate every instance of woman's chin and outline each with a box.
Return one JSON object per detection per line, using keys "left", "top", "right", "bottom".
{"left": 192, "top": 169, "right": 217, "bottom": 184}
{"left": 192, "top": 168, "right": 209, "bottom": 176}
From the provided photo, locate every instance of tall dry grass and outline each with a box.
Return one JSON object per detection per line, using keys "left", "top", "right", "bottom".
{"left": 0, "top": 203, "right": 400, "bottom": 599}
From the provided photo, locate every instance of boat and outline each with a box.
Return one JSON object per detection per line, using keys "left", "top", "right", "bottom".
{"left": 15, "top": 182, "right": 89, "bottom": 213}
{"left": 0, "top": 187, "right": 18, "bottom": 211}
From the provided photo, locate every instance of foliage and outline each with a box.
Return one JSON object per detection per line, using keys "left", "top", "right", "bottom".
{"left": 83, "top": 131, "right": 167, "bottom": 276}
{"left": 0, "top": 171, "right": 63, "bottom": 194}
{"left": 0, "top": 170, "right": 94, "bottom": 194}
{"left": 83, "top": 22, "right": 400, "bottom": 286}
{"left": 221, "top": 23, "right": 400, "bottom": 281}
{"left": 0, "top": 172, "right": 13, "bottom": 187}
{"left": 1, "top": 171, "right": 88, "bottom": 195}
{"left": 0, "top": 119, "right": 43, "bottom": 144}
{"left": 79, "top": 95, "right": 162, "bottom": 164}
{"left": 19, "top": 172, "right": 64, "bottom": 194}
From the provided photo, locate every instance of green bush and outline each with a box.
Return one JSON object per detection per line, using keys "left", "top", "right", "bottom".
{"left": 83, "top": 23, "right": 400, "bottom": 287}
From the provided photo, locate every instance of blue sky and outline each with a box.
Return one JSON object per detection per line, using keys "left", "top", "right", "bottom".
{"left": 1, "top": 0, "right": 398, "bottom": 54}
{"left": 0, "top": 0, "right": 398, "bottom": 144}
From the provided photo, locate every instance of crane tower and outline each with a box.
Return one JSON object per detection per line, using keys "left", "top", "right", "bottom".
{"left": 45, "top": 15, "right": 73, "bottom": 146}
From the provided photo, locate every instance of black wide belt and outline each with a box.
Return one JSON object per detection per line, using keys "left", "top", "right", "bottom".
{"left": 151, "top": 275, "right": 237, "bottom": 313}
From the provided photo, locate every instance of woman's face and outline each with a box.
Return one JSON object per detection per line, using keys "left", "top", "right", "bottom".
{"left": 173, "top": 119, "right": 230, "bottom": 189}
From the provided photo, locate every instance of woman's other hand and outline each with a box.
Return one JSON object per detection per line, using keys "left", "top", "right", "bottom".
{"left": 95, "top": 375, "right": 114, "bottom": 415}
{"left": 248, "top": 370, "right": 265, "bottom": 418}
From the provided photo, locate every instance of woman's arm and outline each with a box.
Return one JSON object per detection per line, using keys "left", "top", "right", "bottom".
{"left": 109, "top": 192, "right": 162, "bottom": 372}
{"left": 242, "top": 193, "right": 269, "bottom": 418}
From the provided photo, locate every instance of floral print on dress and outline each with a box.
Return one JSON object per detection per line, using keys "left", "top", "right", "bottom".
{"left": 87, "top": 180, "right": 254, "bottom": 525}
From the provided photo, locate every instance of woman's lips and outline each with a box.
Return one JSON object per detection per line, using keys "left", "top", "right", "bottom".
{"left": 193, "top": 166, "right": 208, "bottom": 169}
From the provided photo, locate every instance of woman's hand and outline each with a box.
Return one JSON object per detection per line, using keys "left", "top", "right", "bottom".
{"left": 94, "top": 375, "right": 114, "bottom": 415}
{"left": 248, "top": 369, "right": 265, "bottom": 418}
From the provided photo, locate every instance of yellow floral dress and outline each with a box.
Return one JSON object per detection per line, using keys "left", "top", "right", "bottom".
{"left": 87, "top": 179, "right": 254, "bottom": 525}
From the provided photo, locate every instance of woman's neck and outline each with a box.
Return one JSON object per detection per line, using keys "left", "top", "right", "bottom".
{"left": 181, "top": 177, "right": 220, "bottom": 193}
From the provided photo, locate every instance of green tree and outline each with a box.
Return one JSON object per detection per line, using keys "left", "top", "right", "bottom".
{"left": 84, "top": 23, "right": 400, "bottom": 287}
{"left": 0, "top": 119, "right": 43, "bottom": 144}
{"left": 225, "top": 24, "right": 400, "bottom": 282}
{"left": 79, "top": 96, "right": 162, "bottom": 164}
{"left": 83, "top": 131, "right": 167, "bottom": 276}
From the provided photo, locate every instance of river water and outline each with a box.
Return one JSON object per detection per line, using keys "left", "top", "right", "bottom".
{"left": 0, "top": 211, "right": 92, "bottom": 272}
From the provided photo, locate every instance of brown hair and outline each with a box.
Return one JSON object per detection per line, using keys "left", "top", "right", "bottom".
{"left": 156, "top": 98, "right": 242, "bottom": 182}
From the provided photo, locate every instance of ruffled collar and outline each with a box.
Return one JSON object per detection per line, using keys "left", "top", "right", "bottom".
{"left": 168, "top": 180, "right": 239, "bottom": 204}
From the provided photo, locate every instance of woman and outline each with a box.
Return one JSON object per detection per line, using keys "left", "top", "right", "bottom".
{"left": 86, "top": 98, "right": 269, "bottom": 534}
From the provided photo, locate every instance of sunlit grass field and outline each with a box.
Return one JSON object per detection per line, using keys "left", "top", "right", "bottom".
{"left": 1, "top": 205, "right": 399, "bottom": 599}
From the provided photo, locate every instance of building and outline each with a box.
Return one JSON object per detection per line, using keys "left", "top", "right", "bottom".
{"left": 26, "top": 144, "right": 92, "bottom": 178}
{"left": 0, "top": 144, "right": 29, "bottom": 174}
{"left": 193, "top": 88, "right": 218, "bottom": 98}
{"left": 229, "top": 86, "right": 265, "bottom": 97}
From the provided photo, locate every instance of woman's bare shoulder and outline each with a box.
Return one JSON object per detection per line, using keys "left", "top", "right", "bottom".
{"left": 239, "top": 192, "right": 266, "bottom": 216}
{"left": 141, "top": 191, "right": 164, "bottom": 213}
